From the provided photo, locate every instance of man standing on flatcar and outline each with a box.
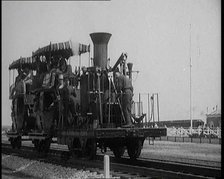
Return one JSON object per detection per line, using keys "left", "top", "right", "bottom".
{"left": 58, "top": 75, "right": 69, "bottom": 127}
{"left": 114, "top": 69, "right": 133, "bottom": 127}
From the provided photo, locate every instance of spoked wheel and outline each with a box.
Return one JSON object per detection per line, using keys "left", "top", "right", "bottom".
{"left": 112, "top": 146, "right": 125, "bottom": 159}
{"left": 127, "top": 138, "right": 143, "bottom": 160}
{"left": 85, "top": 139, "right": 97, "bottom": 160}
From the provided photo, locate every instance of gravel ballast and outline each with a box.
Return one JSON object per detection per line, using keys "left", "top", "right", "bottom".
{"left": 2, "top": 154, "right": 106, "bottom": 179}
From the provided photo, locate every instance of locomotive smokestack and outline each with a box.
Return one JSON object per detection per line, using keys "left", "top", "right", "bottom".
{"left": 90, "top": 32, "right": 111, "bottom": 69}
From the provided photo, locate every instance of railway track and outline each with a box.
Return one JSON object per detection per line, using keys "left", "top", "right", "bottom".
{"left": 2, "top": 142, "right": 221, "bottom": 179}
{"left": 139, "top": 156, "right": 221, "bottom": 168}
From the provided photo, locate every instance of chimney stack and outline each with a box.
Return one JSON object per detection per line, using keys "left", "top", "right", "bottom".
{"left": 90, "top": 32, "right": 111, "bottom": 69}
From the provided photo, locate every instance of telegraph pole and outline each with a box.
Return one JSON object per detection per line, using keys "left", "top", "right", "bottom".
{"left": 189, "top": 24, "right": 192, "bottom": 129}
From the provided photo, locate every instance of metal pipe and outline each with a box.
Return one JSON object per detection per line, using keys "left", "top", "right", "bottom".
{"left": 189, "top": 24, "right": 192, "bottom": 130}
{"left": 88, "top": 49, "right": 91, "bottom": 67}
{"left": 148, "top": 93, "right": 150, "bottom": 127}
{"left": 108, "top": 76, "right": 111, "bottom": 124}
{"left": 139, "top": 93, "right": 141, "bottom": 117}
{"left": 157, "top": 93, "right": 160, "bottom": 123}
{"left": 97, "top": 73, "right": 103, "bottom": 124}
{"left": 151, "top": 94, "right": 154, "bottom": 127}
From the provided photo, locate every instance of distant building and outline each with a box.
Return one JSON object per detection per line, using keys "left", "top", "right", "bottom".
{"left": 157, "top": 119, "right": 204, "bottom": 128}
{"left": 206, "top": 111, "right": 221, "bottom": 128}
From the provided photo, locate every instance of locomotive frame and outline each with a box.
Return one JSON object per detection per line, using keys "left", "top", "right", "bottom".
{"left": 7, "top": 32, "right": 166, "bottom": 160}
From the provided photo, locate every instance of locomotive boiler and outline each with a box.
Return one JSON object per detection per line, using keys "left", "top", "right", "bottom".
{"left": 7, "top": 32, "right": 167, "bottom": 159}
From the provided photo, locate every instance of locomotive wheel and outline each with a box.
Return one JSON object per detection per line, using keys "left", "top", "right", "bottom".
{"left": 41, "top": 138, "right": 51, "bottom": 153}
{"left": 61, "top": 151, "right": 70, "bottom": 161}
{"left": 33, "top": 140, "right": 40, "bottom": 151}
{"left": 15, "top": 136, "right": 22, "bottom": 149}
{"left": 10, "top": 137, "right": 21, "bottom": 149}
{"left": 127, "top": 139, "right": 143, "bottom": 160}
{"left": 68, "top": 141, "right": 75, "bottom": 157}
{"left": 10, "top": 138, "right": 16, "bottom": 149}
{"left": 85, "top": 139, "right": 97, "bottom": 160}
{"left": 68, "top": 138, "right": 82, "bottom": 158}
{"left": 35, "top": 138, "right": 51, "bottom": 154}
{"left": 113, "top": 146, "right": 125, "bottom": 159}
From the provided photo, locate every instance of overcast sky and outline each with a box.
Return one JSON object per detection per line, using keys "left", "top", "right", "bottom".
{"left": 2, "top": 0, "right": 221, "bottom": 125}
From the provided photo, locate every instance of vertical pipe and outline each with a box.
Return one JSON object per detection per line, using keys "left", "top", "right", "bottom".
{"left": 87, "top": 72, "right": 90, "bottom": 103}
{"left": 189, "top": 24, "right": 192, "bottom": 130}
{"left": 108, "top": 76, "right": 111, "bottom": 124}
{"left": 138, "top": 93, "right": 141, "bottom": 117}
{"left": 157, "top": 93, "right": 160, "bottom": 123}
{"left": 97, "top": 74, "right": 103, "bottom": 125}
{"left": 152, "top": 94, "right": 155, "bottom": 127}
{"left": 88, "top": 45, "right": 91, "bottom": 67}
{"left": 148, "top": 93, "right": 150, "bottom": 127}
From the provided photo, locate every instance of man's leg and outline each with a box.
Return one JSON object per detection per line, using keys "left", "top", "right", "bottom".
{"left": 122, "top": 91, "right": 133, "bottom": 126}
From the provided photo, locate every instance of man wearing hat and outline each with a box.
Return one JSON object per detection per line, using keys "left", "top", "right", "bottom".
{"left": 114, "top": 68, "right": 133, "bottom": 127}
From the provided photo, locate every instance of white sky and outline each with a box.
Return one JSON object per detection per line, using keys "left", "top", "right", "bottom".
{"left": 2, "top": 0, "right": 221, "bottom": 125}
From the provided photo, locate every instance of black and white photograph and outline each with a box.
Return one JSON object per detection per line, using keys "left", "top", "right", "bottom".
{"left": 2, "top": 0, "right": 221, "bottom": 178}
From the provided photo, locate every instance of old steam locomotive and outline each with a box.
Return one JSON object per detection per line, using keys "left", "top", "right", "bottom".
{"left": 7, "top": 32, "right": 166, "bottom": 159}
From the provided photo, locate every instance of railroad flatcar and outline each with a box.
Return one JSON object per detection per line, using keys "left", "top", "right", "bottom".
{"left": 7, "top": 32, "right": 166, "bottom": 159}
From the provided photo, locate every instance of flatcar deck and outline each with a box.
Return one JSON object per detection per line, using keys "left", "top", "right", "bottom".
{"left": 57, "top": 127, "right": 167, "bottom": 139}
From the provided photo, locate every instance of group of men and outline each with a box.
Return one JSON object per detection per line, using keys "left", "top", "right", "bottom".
{"left": 11, "top": 56, "right": 134, "bottom": 127}
{"left": 57, "top": 64, "right": 134, "bottom": 127}
{"left": 43, "top": 57, "right": 77, "bottom": 126}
